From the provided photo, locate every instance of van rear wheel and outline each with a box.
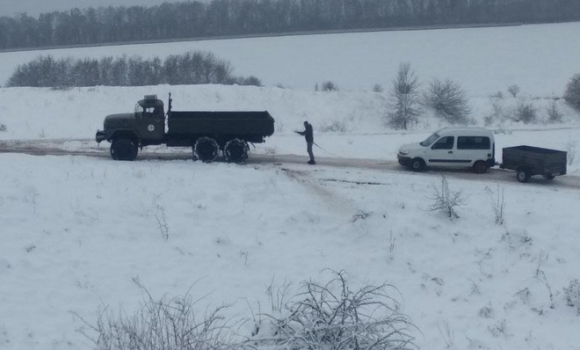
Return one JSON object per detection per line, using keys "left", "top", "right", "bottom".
{"left": 473, "top": 161, "right": 488, "bottom": 174}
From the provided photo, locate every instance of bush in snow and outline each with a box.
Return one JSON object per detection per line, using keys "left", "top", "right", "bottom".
{"left": 372, "top": 84, "right": 384, "bottom": 92}
{"left": 564, "top": 73, "right": 580, "bottom": 110}
{"left": 566, "top": 141, "right": 577, "bottom": 166}
{"left": 0, "top": 124, "right": 6, "bottom": 132}
{"left": 507, "top": 84, "right": 520, "bottom": 98}
{"left": 386, "top": 62, "right": 422, "bottom": 130}
{"left": 546, "top": 100, "right": 564, "bottom": 123}
{"left": 564, "top": 279, "right": 580, "bottom": 315}
{"left": 428, "top": 175, "right": 467, "bottom": 220}
{"left": 321, "top": 80, "right": 339, "bottom": 91}
{"left": 513, "top": 101, "right": 537, "bottom": 124}
{"left": 251, "top": 269, "right": 417, "bottom": 350}
{"left": 75, "top": 279, "right": 236, "bottom": 350}
{"left": 423, "top": 79, "right": 470, "bottom": 124}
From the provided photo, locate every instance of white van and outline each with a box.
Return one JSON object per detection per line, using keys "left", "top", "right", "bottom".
{"left": 397, "top": 127, "right": 496, "bottom": 173}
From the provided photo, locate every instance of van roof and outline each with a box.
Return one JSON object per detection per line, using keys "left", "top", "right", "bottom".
{"left": 435, "top": 127, "right": 494, "bottom": 137}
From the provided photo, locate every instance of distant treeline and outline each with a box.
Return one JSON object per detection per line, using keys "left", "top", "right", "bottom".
{"left": 6, "top": 51, "right": 262, "bottom": 87}
{"left": 1, "top": 0, "right": 579, "bottom": 50}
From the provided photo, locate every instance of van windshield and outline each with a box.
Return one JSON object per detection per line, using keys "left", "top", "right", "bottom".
{"left": 420, "top": 133, "right": 440, "bottom": 147}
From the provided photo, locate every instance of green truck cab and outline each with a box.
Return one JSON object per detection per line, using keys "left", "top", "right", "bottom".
{"left": 96, "top": 94, "right": 275, "bottom": 162}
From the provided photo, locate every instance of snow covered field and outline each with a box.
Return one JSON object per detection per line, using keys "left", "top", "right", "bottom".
{"left": 1, "top": 23, "right": 580, "bottom": 350}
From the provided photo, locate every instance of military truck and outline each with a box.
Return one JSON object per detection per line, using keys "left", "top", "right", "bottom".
{"left": 95, "top": 94, "right": 275, "bottom": 162}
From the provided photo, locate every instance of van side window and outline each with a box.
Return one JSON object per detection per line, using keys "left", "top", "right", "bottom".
{"left": 431, "top": 136, "right": 454, "bottom": 150}
{"left": 457, "top": 136, "right": 490, "bottom": 150}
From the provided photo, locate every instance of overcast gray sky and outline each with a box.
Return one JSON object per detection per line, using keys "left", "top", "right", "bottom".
{"left": 0, "top": 0, "right": 207, "bottom": 17}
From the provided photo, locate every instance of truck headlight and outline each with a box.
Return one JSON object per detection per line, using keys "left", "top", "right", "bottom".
{"left": 399, "top": 151, "right": 408, "bottom": 155}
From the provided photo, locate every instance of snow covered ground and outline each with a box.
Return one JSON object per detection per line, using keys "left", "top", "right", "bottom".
{"left": 1, "top": 23, "right": 580, "bottom": 350}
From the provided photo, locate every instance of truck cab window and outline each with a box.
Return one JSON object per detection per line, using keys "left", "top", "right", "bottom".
{"left": 134, "top": 103, "right": 144, "bottom": 116}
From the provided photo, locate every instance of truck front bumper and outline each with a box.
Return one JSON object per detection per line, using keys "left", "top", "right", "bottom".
{"left": 95, "top": 130, "right": 108, "bottom": 143}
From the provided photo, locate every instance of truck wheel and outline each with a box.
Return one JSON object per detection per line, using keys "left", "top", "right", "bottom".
{"left": 411, "top": 158, "right": 425, "bottom": 172}
{"left": 473, "top": 161, "right": 488, "bottom": 174}
{"left": 224, "top": 139, "right": 249, "bottom": 163}
{"left": 194, "top": 137, "right": 219, "bottom": 163}
{"left": 516, "top": 168, "right": 530, "bottom": 183}
{"left": 110, "top": 139, "right": 138, "bottom": 161}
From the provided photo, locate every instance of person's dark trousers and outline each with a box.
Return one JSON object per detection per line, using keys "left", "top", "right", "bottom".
{"left": 307, "top": 142, "right": 315, "bottom": 164}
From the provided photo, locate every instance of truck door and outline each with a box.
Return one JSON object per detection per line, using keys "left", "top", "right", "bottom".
{"left": 136, "top": 107, "right": 165, "bottom": 143}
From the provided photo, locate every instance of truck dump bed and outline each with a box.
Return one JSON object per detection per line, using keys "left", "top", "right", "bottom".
{"left": 167, "top": 111, "right": 275, "bottom": 137}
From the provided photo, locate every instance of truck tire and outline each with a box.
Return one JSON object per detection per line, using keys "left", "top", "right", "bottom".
{"left": 516, "top": 167, "right": 530, "bottom": 183}
{"left": 224, "top": 139, "right": 249, "bottom": 163}
{"left": 194, "top": 137, "right": 219, "bottom": 163}
{"left": 411, "top": 158, "right": 425, "bottom": 172}
{"left": 473, "top": 161, "right": 488, "bottom": 174}
{"left": 110, "top": 139, "right": 138, "bottom": 161}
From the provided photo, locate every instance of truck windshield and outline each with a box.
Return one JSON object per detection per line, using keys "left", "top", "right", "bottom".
{"left": 420, "top": 133, "right": 440, "bottom": 147}
{"left": 134, "top": 103, "right": 144, "bottom": 115}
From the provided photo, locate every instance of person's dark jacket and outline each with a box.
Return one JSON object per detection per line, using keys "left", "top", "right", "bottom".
{"left": 299, "top": 123, "right": 314, "bottom": 143}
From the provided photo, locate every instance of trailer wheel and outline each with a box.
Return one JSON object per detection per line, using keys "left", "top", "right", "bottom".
{"left": 110, "top": 138, "right": 138, "bottom": 161}
{"left": 411, "top": 158, "right": 425, "bottom": 172}
{"left": 194, "top": 137, "right": 219, "bottom": 163}
{"left": 516, "top": 167, "right": 530, "bottom": 183}
{"left": 473, "top": 161, "right": 488, "bottom": 174}
{"left": 224, "top": 139, "right": 249, "bottom": 163}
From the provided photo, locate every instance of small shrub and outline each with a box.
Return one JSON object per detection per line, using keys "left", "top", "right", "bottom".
{"left": 566, "top": 141, "right": 577, "bottom": 166}
{"left": 507, "top": 84, "right": 520, "bottom": 97}
{"left": 319, "top": 118, "right": 352, "bottom": 133}
{"left": 514, "top": 102, "right": 537, "bottom": 124}
{"left": 564, "top": 279, "right": 580, "bottom": 315}
{"left": 486, "top": 95, "right": 508, "bottom": 125}
{"left": 564, "top": 73, "right": 580, "bottom": 110}
{"left": 0, "top": 124, "right": 6, "bottom": 132}
{"left": 233, "top": 75, "right": 262, "bottom": 86}
{"left": 75, "top": 279, "right": 234, "bottom": 350}
{"left": 546, "top": 100, "right": 563, "bottom": 123}
{"left": 423, "top": 79, "right": 470, "bottom": 124}
{"left": 372, "top": 84, "right": 383, "bottom": 92}
{"left": 485, "top": 184, "right": 506, "bottom": 225}
{"left": 428, "top": 175, "right": 467, "bottom": 220}
{"left": 252, "top": 269, "right": 417, "bottom": 350}
{"left": 321, "top": 80, "right": 339, "bottom": 91}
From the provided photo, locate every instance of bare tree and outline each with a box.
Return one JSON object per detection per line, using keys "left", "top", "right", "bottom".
{"left": 387, "top": 62, "right": 422, "bottom": 130}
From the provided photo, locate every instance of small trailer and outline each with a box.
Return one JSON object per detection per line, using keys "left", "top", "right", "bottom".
{"left": 500, "top": 145, "right": 567, "bottom": 183}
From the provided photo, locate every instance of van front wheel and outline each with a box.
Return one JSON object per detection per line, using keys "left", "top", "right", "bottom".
{"left": 473, "top": 161, "right": 488, "bottom": 174}
{"left": 411, "top": 158, "right": 425, "bottom": 172}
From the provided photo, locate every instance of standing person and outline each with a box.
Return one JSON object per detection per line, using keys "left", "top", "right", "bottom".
{"left": 295, "top": 121, "right": 315, "bottom": 164}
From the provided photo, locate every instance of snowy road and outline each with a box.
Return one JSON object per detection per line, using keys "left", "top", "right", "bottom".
{"left": 2, "top": 138, "right": 579, "bottom": 190}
